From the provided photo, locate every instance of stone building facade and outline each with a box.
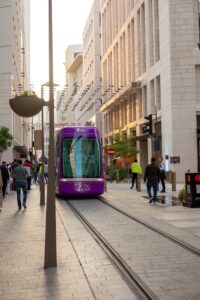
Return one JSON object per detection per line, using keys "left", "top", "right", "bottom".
{"left": 100, "top": 0, "right": 200, "bottom": 182}
{"left": 0, "top": 0, "right": 30, "bottom": 162}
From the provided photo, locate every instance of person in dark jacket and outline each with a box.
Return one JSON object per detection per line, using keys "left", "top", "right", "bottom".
{"left": 1, "top": 161, "right": 10, "bottom": 198}
{"left": 144, "top": 157, "right": 160, "bottom": 203}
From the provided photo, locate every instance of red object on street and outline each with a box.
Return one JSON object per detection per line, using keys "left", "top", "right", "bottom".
{"left": 195, "top": 174, "right": 200, "bottom": 183}
{"left": 107, "top": 148, "right": 115, "bottom": 156}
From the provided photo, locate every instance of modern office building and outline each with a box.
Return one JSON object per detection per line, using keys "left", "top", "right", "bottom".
{"left": 64, "top": 44, "right": 83, "bottom": 125}
{"left": 76, "top": 0, "right": 102, "bottom": 133}
{"left": 100, "top": 0, "right": 200, "bottom": 182}
{"left": 0, "top": 0, "right": 31, "bottom": 162}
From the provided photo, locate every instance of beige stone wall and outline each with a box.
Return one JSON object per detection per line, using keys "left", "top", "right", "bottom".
{"left": 100, "top": 0, "right": 200, "bottom": 182}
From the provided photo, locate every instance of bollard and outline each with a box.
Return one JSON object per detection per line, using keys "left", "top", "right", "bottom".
{"left": 172, "top": 171, "right": 176, "bottom": 191}
{"left": 116, "top": 170, "right": 120, "bottom": 183}
{"left": 104, "top": 169, "right": 107, "bottom": 192}
{"left": 136, "top": 174, "right": 141, "bottom": 192}
{"left": 168, "top": 170, "right": 172, "bottom": 183}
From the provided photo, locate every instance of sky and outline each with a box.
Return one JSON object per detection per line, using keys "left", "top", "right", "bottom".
{"left": 30, "top": 0, "right": 94, "bottom": 93}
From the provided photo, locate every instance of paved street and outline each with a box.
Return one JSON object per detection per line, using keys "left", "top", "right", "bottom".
{"left": 0, "top": 182, "right": 200, "bottom": 299}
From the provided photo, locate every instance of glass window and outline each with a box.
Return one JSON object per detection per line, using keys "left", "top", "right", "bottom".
{"left": 62, "top": 137, "right": 101, "bottom": 178}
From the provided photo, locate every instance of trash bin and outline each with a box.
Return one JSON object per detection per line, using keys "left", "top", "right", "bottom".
{"left": 183, "top": 173, "right": 200, "bottom": 208}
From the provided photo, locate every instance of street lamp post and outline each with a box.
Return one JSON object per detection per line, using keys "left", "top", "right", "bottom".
{"left": 44, "top": 0, "right": 57, "bottom": 268}
{"left": 40, "top": 82, "right": 59, "bottom": 207}
{"left": 40, "top": 85, "right": 45, "bottom": 206}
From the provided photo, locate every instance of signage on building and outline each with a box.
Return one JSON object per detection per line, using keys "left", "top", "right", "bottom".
{"left": 34, "top": 130, "right": 42, "bottom": 150}
{"left": 170, "top": 156, "right": 180, "bottom": 164}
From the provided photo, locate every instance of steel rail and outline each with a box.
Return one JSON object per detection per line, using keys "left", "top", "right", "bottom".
{"left": 99, "top": 197, "right": 200, "bottom": 257}
{"left": 67, "top": 200, "right": 159, "bottom": 300}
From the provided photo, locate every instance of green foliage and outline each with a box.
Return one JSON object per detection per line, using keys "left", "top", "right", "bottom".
{"left": 15, "top": 90, "right": 36, "bottom": 97}
{"left": 105, "top": 165, "right": 130, "bottom": 181}
{"left": 178, "top": 186, "right": 186, "bottom": 203}
{"left": 0, "top": 127, "right": 13, "bottom": 155}
{"left": 104, "top": 135, "right": 139, "bottom": 158}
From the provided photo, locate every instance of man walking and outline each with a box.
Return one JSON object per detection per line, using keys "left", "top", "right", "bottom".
{"left": 159, "top": 157, "right": 166, "bottom": 193}
{"left": 13, "top": 159, "right": 28, "bottom": 210}
{"left": 130, "top": 159, "right": 142, "bottom": 189}
{"left": 144, "top": 157, "right": 160, "bottom": 203}
{"left": 23, "top": 159, "right": 32, "bottom": 190}
{"left": 44, "top": 161, "right": 48, "bottom": 184}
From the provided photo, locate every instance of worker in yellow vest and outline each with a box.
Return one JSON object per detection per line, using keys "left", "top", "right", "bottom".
{"left": 130, "top": 159, "right": 142, "bottom": 189}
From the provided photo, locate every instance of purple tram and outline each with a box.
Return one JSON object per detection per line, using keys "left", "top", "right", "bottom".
{"left": 55, "top": 126, "right": 104, "bottom": 196}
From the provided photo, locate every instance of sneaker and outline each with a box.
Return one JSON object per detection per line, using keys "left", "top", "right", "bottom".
{"left": 23, "top": 202, "right": 27, "bottom": 209}
{"left": 160, "top": 190, "right": 166, "bottom": 193}
{"left": 149, "top": 198, "right": 153, "bottom": 203}
{"left": 130, "top": 186, "right": 133, "bottom": 189}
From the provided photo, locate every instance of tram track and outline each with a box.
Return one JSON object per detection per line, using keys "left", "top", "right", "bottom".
{"left": 64, "top": 197, "right": 200, "bottom": 300}
{"left": 67, "top": 200, "right": 160, "bottom": 300}
{"left": 99, "top": 196, "right": 200, "bottom": 257}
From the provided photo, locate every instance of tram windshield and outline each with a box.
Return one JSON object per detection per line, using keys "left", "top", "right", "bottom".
{"left": 62, "top": 137, "right": 101, "bottom": 178}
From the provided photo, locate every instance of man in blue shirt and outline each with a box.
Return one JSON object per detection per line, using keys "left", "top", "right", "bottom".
{"left": 13, "top": 159, "right": 28, "bottom": 210}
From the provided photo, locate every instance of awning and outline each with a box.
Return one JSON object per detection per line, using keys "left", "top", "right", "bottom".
{"left": 13, "top": 145, "right": 28, "bottom": 154}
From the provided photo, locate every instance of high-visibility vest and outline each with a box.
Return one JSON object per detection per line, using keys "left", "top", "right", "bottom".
{"left": 130, "top": 162, "right": 142, "bottom": 174}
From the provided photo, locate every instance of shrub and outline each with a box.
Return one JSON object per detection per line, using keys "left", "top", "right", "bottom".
{"left": 178, "top": 186, "right": 186, "bottom": 203}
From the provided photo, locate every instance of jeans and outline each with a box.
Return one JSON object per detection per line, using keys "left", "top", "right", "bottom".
{"left": 146, "top": 179, "right": 158, "bottom": 200}
{"left": 131, "top": 173, "right": 137, "bottom": 187}
{"left": 15, "top": 181, "right": 27, "bottom": 209}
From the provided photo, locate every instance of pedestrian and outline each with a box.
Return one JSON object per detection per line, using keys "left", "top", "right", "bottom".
{"left": 144, "top": 157, "right": 160, "bottom": 203}
{"left": 33, "top": 162, "right": 38, "bottom": 184}
{"left": 1, "top": 161, "right": 10, "bottom": 198}
{"left": 23, "top": 159, "right": 32, "bottom": 190}
{"left": 37, "top": 163, "right": 42, "bottom": 184}
{"left": 44, "top": 161, "right": 48, "bottom": 184}
{"left": 130, "top": 159, "right": 142, "bottom": 189}
{"left": 13, "top": 159, "right": 28, "bottom": 210}
{"left": 159, "top": 157, "right": 166, "bottom": 193}
{"left": 0, "top": 170, "right": 3, "bottom": 211}
{"left": 11, "top": 159, "right": 18, "bottom": 190}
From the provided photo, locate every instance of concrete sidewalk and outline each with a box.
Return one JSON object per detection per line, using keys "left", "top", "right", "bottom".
{"left": 0, "top": 187, "right": 96, "bottom": 300}
{"left": 0, "top": 185, "right": 140, "bottom": 300}
{"left": 0, "top": 182, "right": 200, "bottom": 300}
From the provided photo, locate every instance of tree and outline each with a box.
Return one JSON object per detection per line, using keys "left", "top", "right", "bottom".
{"left": 111, "top": 134, "right": 139, "bottom": 158}
{"left": 0, "top": 127, "right": 13, "bottom": 162}
{"left": 104, "top": 133, "right": 139, "bottom": 180}
{"left": 104, "top": 134, "right": 139, "bottom": 158}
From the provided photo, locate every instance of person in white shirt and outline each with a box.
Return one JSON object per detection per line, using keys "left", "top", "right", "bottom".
{"left": 44, "top": 161, "right": 48, "bottom": 184}
{"left": 159, "top": 157, "right": 166, "bottom": 193}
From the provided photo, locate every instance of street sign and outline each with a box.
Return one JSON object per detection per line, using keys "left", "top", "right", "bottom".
{"left": 107, "top": 148, "right": 115, "bottom": 156}
{"left": 170, "top": 156, "right": 180, "bottom": 164}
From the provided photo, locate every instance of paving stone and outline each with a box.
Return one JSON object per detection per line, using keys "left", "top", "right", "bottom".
{"left": 0, "top": 187, "right": 138, "bottom": 300}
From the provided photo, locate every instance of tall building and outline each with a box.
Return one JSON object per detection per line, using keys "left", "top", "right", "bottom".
{"left": 100, "top": 0, "right": 200, "bottom": 182}
{"left": 76, "top": 0, "right": 102, "bottom": 133}
{"left": 0, "top": 0, "right": 31, "bottom": 162}
{"left": 64, "top": 44, "right": 83, "bottom": 125}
